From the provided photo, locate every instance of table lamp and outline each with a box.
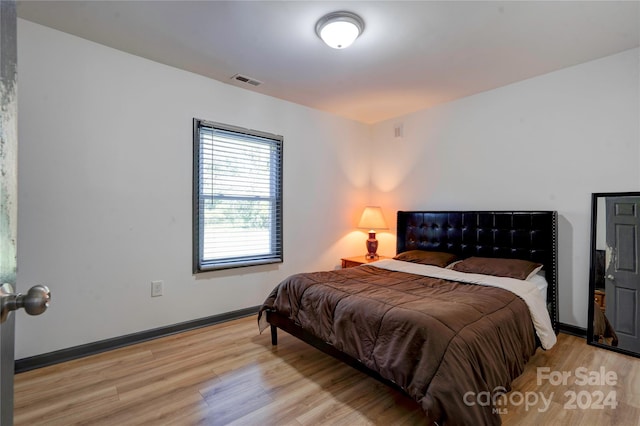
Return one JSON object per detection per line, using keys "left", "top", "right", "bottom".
{"left": 357, "top": 206, "right": 388, "bottom": 259}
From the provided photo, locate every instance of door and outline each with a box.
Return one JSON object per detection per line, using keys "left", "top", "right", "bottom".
{"left": 1, "top": 1, "right": 19, "bottom": 423}
{"left": 1, "top": 2, "right": 50, "bottom": 424}
{"left": 605, "top": 196, "right": 640, "bottom": 354}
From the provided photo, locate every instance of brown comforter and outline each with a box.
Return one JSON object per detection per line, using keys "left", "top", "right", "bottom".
{"left": 259, "top": 264, "right": 538, "bottom": 425}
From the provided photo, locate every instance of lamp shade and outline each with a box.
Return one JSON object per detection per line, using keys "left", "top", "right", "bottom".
{"left": 357, "top": 206, "right": 388, "bottom": 231}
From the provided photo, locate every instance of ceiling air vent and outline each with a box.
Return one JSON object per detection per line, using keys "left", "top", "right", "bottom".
{"left": 231, "top": 73, "right": 263, "bottom": 87}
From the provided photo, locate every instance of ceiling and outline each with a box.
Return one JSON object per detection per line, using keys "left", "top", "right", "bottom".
{"left": 17, "top": 1, "right": 640, "bottom": 124}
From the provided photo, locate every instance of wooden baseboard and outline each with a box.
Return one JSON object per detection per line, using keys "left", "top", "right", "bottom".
{"left": 558, "top": 322, "right": 586, "bottom": 338}
{"left": 15, "top": 306, "right": 260, "bottom": 373}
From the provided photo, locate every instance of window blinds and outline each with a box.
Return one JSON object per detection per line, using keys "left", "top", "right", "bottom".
{"left": 194, "top": 120, "right": 283, "bottom": 271}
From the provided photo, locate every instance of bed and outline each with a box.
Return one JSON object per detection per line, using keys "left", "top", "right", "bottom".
{"left": 258, "top": 210, "right": 558, "bottom": 425}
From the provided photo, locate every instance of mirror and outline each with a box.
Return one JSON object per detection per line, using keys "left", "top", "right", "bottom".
{"left": 588, "top": 192, "right": 640, "bottom": 358}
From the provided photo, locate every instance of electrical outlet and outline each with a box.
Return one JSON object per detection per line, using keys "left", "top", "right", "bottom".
{"left": 151, "top": 280, "right": 163, "bottom": 297}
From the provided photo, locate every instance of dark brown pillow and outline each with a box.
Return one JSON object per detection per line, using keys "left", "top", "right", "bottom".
{"left": 393, "top": 250, "right": 458, "bottom": 268}
{"left": 451, "top": 257, "right": 543, "bottom": 280}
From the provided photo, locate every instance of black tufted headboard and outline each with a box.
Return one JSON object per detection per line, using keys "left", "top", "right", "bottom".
{"left": 396, "top": 210, "right": 558, "bottom": 332}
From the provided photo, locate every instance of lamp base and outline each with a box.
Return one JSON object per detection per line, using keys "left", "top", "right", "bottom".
{"left": 365, "top": 232, "right": 379, "bottom": 259}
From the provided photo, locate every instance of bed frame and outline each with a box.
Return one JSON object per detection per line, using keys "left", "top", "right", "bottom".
{"left": 266, "top": 210, "right": 558, "bottom": 390}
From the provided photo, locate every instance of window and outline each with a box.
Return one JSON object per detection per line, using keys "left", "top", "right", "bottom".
{"left": 193, "top": 119, "right": 283, "bottom": 272}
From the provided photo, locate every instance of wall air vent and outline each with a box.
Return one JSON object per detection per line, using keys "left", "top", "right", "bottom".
{"left": 231, "top": 74, "right": 263, "bottom": 87}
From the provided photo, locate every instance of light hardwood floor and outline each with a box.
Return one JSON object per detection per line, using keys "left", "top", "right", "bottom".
{"left": 14, "top": 316, "right": 640, "bottom": 425}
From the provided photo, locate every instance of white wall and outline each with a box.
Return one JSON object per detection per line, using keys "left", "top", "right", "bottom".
{"left": 15, "top": 20, "right": 370, "bottom": 359}
{"left": 15, "top": 19, "right": 639, "bottom": 358}
{"left": 371, "top": 48, "right": 640, "bottom": 329}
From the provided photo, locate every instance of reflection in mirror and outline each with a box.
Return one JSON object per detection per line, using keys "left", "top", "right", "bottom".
{"left": 589, "top": 192, "right": 640, "bottom": 358}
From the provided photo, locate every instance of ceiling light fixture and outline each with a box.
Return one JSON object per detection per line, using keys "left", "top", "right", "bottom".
{"left": 315, "top": 11, "right": 364, "bottom": 49}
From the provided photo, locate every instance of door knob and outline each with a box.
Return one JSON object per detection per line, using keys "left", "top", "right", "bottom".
{"left": 606, "top": 274, "right": 615, "bottom": 281}
{"left": 0, "top": 283, "right": 51, "bottom": 323}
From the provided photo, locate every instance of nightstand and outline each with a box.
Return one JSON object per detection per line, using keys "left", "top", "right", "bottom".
{"left": 341, "top": 255, "right": 389, "bottom": 268}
